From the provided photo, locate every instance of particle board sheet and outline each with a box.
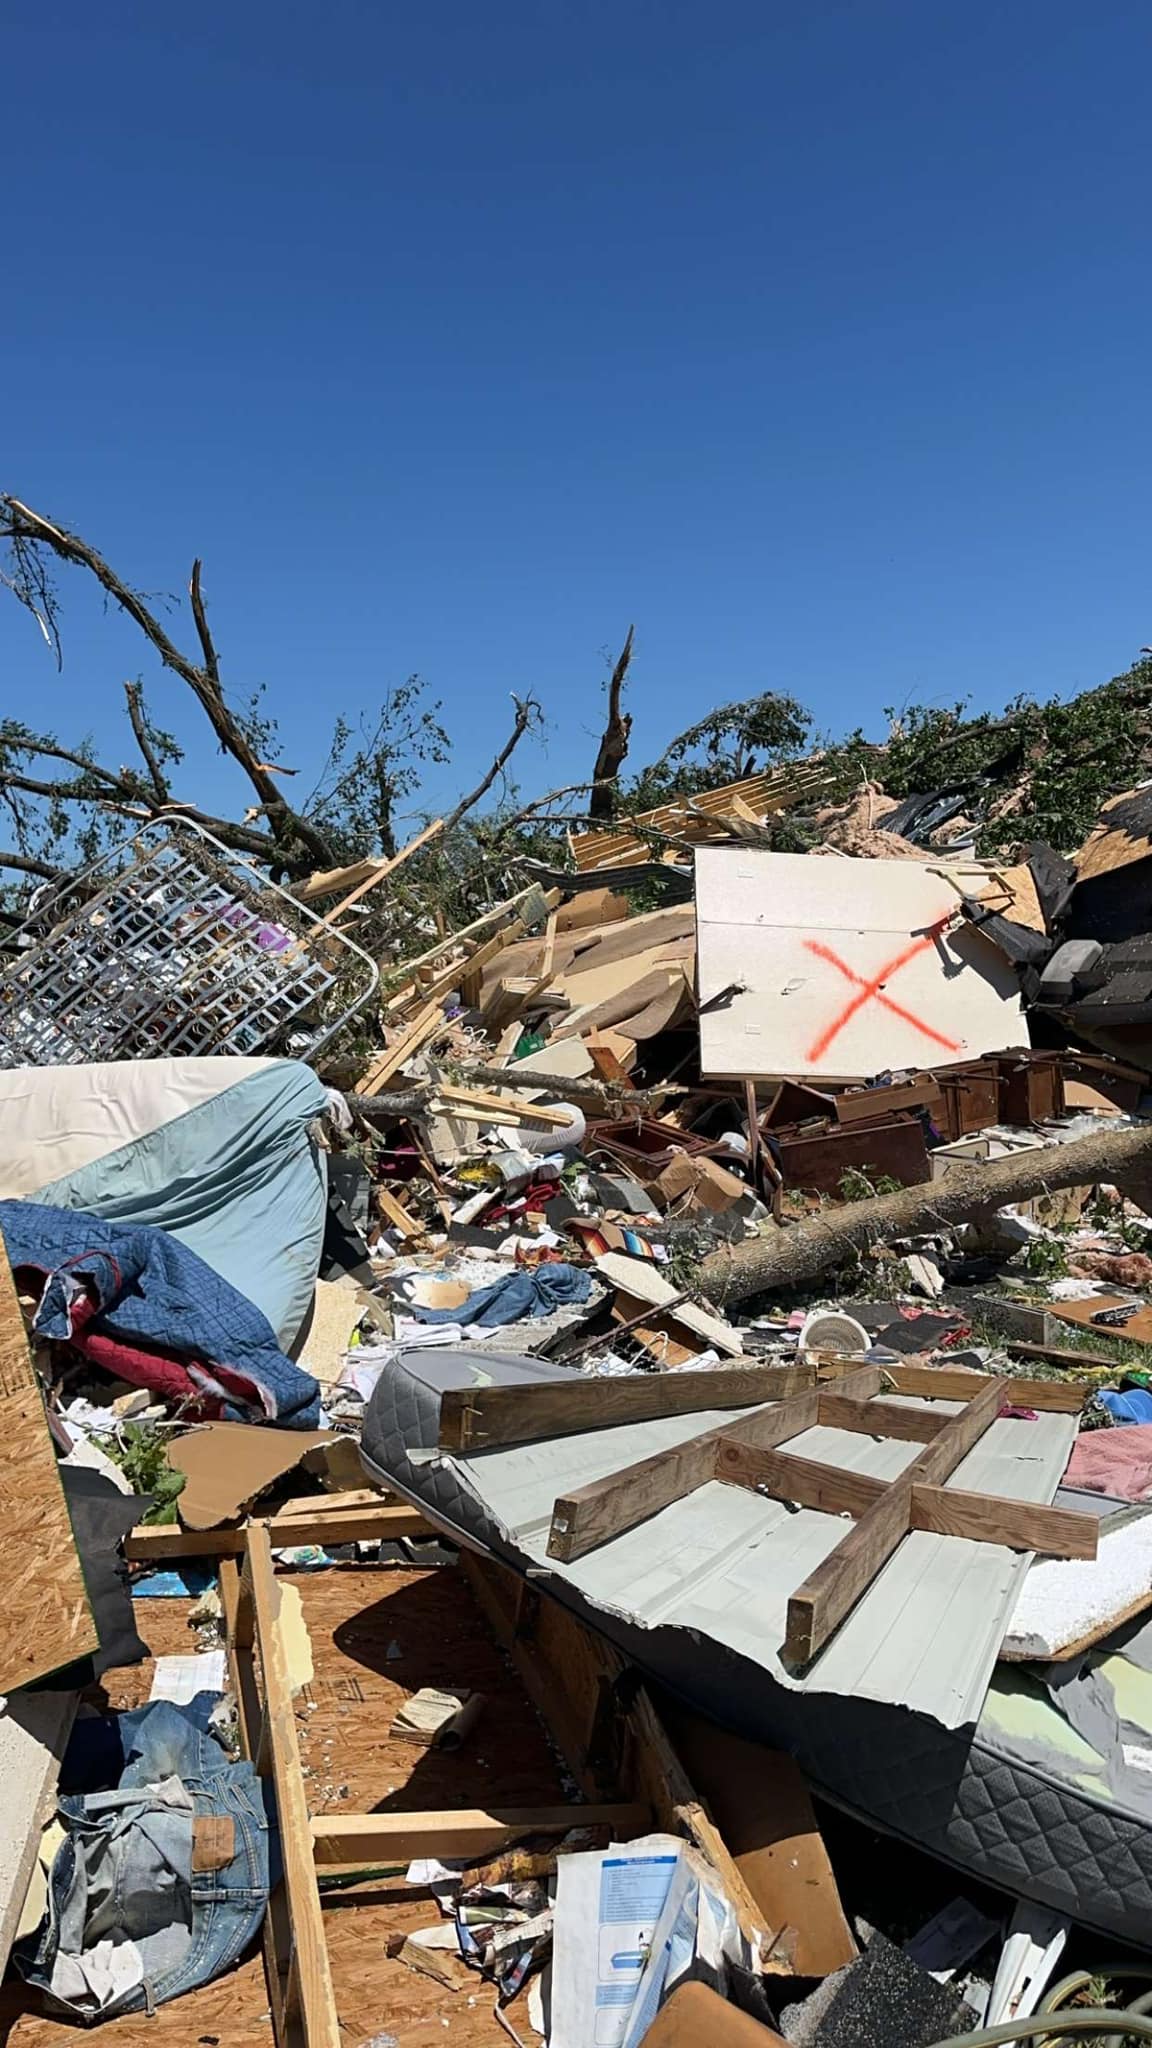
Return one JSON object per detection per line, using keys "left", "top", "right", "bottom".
{"left": 694, "top": 848, "right": 1024, "bottom": 1082}
{"left": 456, "top": 1398, "right": 1076, "bottom": 1729}
{"left": 0, "top": 1234, "right": 96, "bottom": 1690}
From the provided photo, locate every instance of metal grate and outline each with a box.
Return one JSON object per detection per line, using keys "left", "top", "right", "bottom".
{"left": 0, "top": 819, "right": 379, "bottom": 1068}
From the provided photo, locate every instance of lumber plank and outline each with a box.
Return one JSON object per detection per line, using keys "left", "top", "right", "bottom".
{"left": 124, "top": 1502, "right": 433, "bottom": 1559}
{"left": 815, "top": 1354, "right": 1087, "bottom": 1413}
{"left": 815, "top": 1392, "right": 949, "bottom": 1444}
{"left": 548, "top": 1432, "right": 724, "bottom": 1564}
{"left": 0, "top": 1231, "right": 97, "bottom": 1690}
{"left": 909, "top": 1485, "right": 1097, "bottom": 1558}
{"left": 220, "top": 1557, "right": 300, "bottom": 2047}
{"left": 246, "top": 1523, "right": 341, "bottom": 2048}
{"left": 311, "top": 1803, "right": 649, "bottom": 1869}
{"left": 716, "top": 1443, "right": 886, "bottom": 1518}
{"left": 783, "top": 1379, "right": 1007, "bottom": 1667}
{"left": 358, "top": 1001, "right": 446, "bottom": 1095}
{"left": 375, "top": 1185, "right": 425, "bottom": 1239}
{"left": 716, "top": 1446, "right": 1095, "bottom": 1558}
{"left": 439, "top": 1364, "right": 815, "bottom": 1452}
{"left": 546, "top": 1370, "right": 880, "bottom": 1562}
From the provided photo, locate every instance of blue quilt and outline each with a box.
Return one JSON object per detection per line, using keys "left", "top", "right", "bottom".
{"left": 1, "top": 1200, "right": 321, "bottom": 1428}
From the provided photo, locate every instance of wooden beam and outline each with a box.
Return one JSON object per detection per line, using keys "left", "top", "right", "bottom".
{"left": 375, "top": 1185, "right": 426, "bottom": 1240}
{"left": 246, "top": 1523, "right": 341, "bottom": 2048}
{"left": 548, "top": 1431, "right": 724, "bottom": 1564}
{"left": 311, "top": 1803, "right": 649, "bottom": 1870}
{"left": 909, "top": 1485, "right": 1097, "bottom": 1559}
{"left": 716, "top": 1443, "right": 886, "bottom": 1519}
{"left": 815, "top": 1392, "right": 949, "bottom": 1445}
{"left": 546, "top": 1368, "right": 882, "bottom": 1563}
{"left": 221, "top": 1557, "right": 302, "bottom": 2048}
{"left": 815, "top": 1355, "right": 1088, "bottom": 1414}
{"left": 358, "top": 1000, "right": 446, "bottom": 1095}
{"left": 124, "top": 1502, "right": 433, "bottom": 1560}
{"left": 715, "top": 1445, "right": 1097, "bottom": 1559}
{"left": 439, "top": 1364, "right": 815, "bottom": 1453}
{"left": 783, "top": 1379, "right": 1007, "bottom": 1667}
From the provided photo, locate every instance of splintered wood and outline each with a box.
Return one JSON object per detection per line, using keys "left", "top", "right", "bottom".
{"left": 0, "top": 1232, "right": 96, "bottom": 1690}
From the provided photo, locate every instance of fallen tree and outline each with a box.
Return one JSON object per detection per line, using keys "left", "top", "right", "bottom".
{"left": 697, "top": 1120, "right": 1152, "bottom": 1306}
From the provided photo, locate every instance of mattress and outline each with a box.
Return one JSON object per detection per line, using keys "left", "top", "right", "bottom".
{"left": 361, "top": 1346, "right": 1152, "bottom": 1947}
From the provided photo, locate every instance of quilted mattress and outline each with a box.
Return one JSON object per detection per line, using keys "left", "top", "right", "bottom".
{"left": 361, "top": 1346, "right": 1152, "bottom": 1946}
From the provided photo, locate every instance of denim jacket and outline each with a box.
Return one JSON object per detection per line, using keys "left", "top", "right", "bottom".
{"left": 18, "top": 1700, "right": 268, "bottom": 2022}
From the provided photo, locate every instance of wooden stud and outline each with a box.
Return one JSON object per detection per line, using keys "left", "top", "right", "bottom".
{"left": 546, "top": 1368, "right": 881, "bottom": 1562}
{"left": 814, "top": 1355, "right": 1087, "bottom": 1414}
{"left": 908, "top": 1484, "right": 1097, "bottom": 1558}
{"left": 375, "top": 1185, "right": 425, "bottom": 1239}
{"left": 439, "top": 1364, "right": 816, "bottom": 1453}
{"left": 783, "top": 1379, "right": 1006, "bottom": 1667}
{"left": 310, "top": 1803, "right": 650, "bottom": 1871}
{"left": 716, "top": 1444, "right": 1097, "bottom": 1560}
{"left": 124, "top": 1501, "right": 433, "bottom": 1561}
{"left": 716, "top": 1442, "right": 887, "bottom": 1520}
{"left": 246, "top": 1523, "right": 341, "bottom": 2048}
{"left": 358, "top": 1000, "right": 446, "bottom": 1095}
{"left": 815, "top": 1392, "right": 949, "bottom": 1444}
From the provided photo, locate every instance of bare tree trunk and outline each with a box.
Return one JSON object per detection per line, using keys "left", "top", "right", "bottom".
{"left": 588, "top": 626, "right": 634, "bottom": 821}
{"left": 698, "top": 1121, "right": 1152, "bottom": 1306}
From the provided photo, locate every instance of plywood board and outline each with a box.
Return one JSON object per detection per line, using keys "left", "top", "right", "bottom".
{"left": 695, "top": 848, "right": 1024, "bottom": 1081}
{"left": 0, "top": 1233, "right": 96, "bottom": 1690}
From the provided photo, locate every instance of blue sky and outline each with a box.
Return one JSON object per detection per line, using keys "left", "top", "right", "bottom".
{"left": 3, "top": 1, "right": 1151, "bottom": 833}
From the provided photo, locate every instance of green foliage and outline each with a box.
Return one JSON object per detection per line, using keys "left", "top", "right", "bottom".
{"left": 1024, "top": 1233, "right": 1070, "bottom": 1279}
{"left": 110, "top": 1425, "right": 186, "bottom": 1525}
{"left": 626, "top": 690, "right": 812, "bottom": 814}
{"left": 820, "top": 655, "right": 1152, "bottom": 856}
{"left": 837, "top": 1167, "right": 903, "bottom": 1201}
{"left": 308, "top": 675, "right": 452, "bottom": 861}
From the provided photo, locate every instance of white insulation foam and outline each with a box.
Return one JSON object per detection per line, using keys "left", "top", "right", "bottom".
{"left": 1003, "top": 1514, "right": 1152, "bottom": 1659}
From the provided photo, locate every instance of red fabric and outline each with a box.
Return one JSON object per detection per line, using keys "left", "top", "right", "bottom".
{"left": 62, "top": 1286, "right": 264, "bottom": 1419}
{"left": 1066, "top": 1425, "right": 1152, "bottom": 1502}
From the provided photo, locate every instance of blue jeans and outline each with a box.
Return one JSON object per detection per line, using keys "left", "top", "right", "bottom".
{"left": 19, "top": 1700, "right": 268, "bottom": 2021}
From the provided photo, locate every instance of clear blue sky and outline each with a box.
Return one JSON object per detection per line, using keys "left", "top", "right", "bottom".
{"left": 3, "top": 1, "right": 1151, "bottom": 831}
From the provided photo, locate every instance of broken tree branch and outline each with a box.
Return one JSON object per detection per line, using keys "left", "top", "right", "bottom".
{"left": 588, "top": 626, "right": 634, "bottom": 821}
{"left": 440, "top": 694, "right": 540, "bottom": 836}
{"left": 698, "top": 1121, "right": 1152, "bottom": 1306}
{"left": 0, "top": 497, "right": 335, "bottom": 868}
{"left": 123, "top": 681, "right": 170, "bottom": 800}
{"left": 0, "top": 848, "right": 64, "bottom": 881}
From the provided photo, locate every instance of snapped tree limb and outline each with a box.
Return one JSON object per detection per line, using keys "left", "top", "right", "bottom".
{"left": 0, "top": 496, "right": 335, "bottom": 868}
{"left": 588, "top": 625, "right": 634, "bottom": 820}
{"left": 440, "top": 694, "right": 540, "bottom": 836}
{"left": 697, "top": 1120, "right": 1152, "bottom": 1306}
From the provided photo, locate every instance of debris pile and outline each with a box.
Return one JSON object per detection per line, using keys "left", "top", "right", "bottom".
{"left": 9, "top": 766, "right": 1152, "bottom": 2045}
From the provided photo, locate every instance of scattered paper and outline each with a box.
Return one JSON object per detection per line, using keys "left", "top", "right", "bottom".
{"left": 149, "top": 1651, "right": 227, "bottom": 1704}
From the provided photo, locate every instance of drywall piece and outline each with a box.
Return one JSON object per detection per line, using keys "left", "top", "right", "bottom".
{"left": 1001, "top": 1513, "right": 1152, "bottom": 1660}
{"left": 0, "top": 1234, "right": 97, "bottom": 1690}
{"left": 169, "top": 1421, "right": 333, "bottom": 1529}
{"left": 0, "top": 1689, "right": 76, "bottom": 1976}
{"left": 694, "top": 848, "right": 1024, "bottom": 1081}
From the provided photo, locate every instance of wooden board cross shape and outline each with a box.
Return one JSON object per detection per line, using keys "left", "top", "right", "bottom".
{"left": 545, "top": 1367, "right": 1093, "bottom": 1668}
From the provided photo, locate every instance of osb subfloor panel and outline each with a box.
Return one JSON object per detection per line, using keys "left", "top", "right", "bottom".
{"left": 0, "top": 1563, "right": 569, "bottom": 2048}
